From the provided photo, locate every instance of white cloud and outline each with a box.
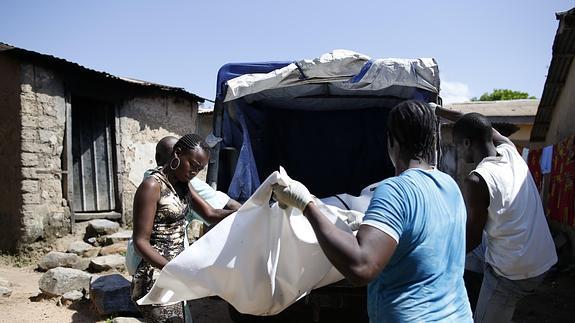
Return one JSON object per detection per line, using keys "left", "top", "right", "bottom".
{"left": 441, "top": 81, "right": 472, "bottom": 104}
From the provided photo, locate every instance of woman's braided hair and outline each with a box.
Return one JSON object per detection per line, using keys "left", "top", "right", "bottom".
{"left": 173, "top": 133, "right": 210, "bottom": 154}
{"left": 387, "top": 100, "right": 436, "bottom": 163}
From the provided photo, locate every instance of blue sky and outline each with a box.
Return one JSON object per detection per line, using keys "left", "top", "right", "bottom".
{"left": 1, "top": 1, "right": 574, "bottom": 104}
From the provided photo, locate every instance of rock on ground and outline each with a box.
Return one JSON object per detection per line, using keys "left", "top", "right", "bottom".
{"left": 61, "top": 290, "right": 84, "bottom": 305}
{"left": 67, "top": 241, "right": 101, "bottom": 258}
{"left": 0, "top": 274, "right": 15, "bottom": 299}
{"left": 100, "top": 242, "right": 128, "bottom": 256}
{"left": 112, "top": 317, "right": 144, "bottom": 323}
{"left": 85, "top": 219, "right": 120, "bottom": 239}
{"left": 98, "top": 230, "right": 132, "bottom": 246}
{"left": 90, "top": 255, "right": 126, "bottom": 272}
{"left": 90, "top": 274, "right": 139, "bottom": 316}
{"left": 38, "top": 267, "right": 91, "bottom": 297}
{"left": 0, "top": 286, "right": 12, "bottom": 297}
{"left": 38, "top": 251, "right": 84, "bottom": 271}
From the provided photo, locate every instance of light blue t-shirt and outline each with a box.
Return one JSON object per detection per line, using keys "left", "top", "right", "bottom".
{"left": 362, "top": 168, "right": 472, "bottom": 323}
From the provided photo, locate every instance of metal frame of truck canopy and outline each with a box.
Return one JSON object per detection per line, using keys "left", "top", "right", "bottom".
{"left": 207, "top": 50, "right": 441, "bottom": 203}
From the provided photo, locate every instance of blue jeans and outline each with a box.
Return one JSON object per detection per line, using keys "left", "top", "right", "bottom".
{"left": 474, "top": 264, "right": 546, "bottom": 323}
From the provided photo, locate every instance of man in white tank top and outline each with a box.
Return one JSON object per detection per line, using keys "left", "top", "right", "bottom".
{"left": 436, "top": 108, "right": 557, "bottom": 323}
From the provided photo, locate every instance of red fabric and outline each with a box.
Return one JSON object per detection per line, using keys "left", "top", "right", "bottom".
{"left": 527, "top": 148, "right": 543, "bottom": 192}
{"left": 547, "top": 134, "right": 575, "bottom": 227}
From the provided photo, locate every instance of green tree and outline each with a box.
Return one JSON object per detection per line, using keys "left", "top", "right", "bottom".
{"left": 470, "top": 89, "right": 536, "bottom": 101}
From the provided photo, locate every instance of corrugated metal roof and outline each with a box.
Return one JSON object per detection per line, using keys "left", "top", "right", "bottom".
{"left": 0, "top": 42, "right": 205, "bottom": 102}
{"left": 445, "top": 99, "right": 539, "bottom": 117}
{"left": 530, "top": 8, "right": 575, "bottom": 142}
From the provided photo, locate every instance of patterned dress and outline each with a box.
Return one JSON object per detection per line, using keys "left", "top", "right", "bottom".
{"left": 131, "top": 169, "right": 188, "bottom": 322}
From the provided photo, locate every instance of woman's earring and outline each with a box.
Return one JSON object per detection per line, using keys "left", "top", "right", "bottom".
{"left": 169, "top": 156, "right": 181, "bottom": 170}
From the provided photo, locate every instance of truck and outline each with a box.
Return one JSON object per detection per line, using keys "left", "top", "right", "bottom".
{"left": 206, "top": 49, "right": 442, "bottom": 322}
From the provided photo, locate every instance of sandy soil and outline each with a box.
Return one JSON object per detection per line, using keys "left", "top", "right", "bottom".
{"left": 0, "top": 221, "right": 573, "bottom": 323}
{"left": 0, "top": 265, "right": 101, "bottom": 323}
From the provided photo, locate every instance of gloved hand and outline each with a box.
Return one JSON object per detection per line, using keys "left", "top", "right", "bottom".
{"left": 428, "top": 102, "right": 440, "bottom": 114}
{"left": 272, "top": 180, "right": 313, "bottom": 211}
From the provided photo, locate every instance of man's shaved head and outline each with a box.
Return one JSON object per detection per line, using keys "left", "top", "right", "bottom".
{"left": 155, "top": 136, "right": 178, "bottom": 166}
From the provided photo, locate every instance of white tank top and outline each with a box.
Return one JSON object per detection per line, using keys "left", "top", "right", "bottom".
{"left": 472, "top": 143, "right": 557, "bottom": 280}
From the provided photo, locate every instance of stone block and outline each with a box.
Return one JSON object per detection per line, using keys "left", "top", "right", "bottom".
{"left": 90, "top": 255, "right": 126, "bottom": 272}
{"left": 21, "top": 167, "right": 39, "bottom": 179}
{"left": 0, "top": 277, "right": 13, "bottom": 298}
{"left": 100, "top": 243, "right": 128, "bottom": 256}
{"left": 21, "top": 152, "right": 39, "bottom": 167}
{"left": 40, "top": 179, "right": 63, "bottom": 201}
{"left": 38, "top": 129, "right": 58, "bottom": 145}
{"left": 21, "top": 140, "right": 40, "bottom": 153}
{"left": 98, "top": 230, "right": 132, "bottom": 246}
{"left": 22, "top": 115, "right": 38, "bottom": 127}
{"left": 22, "top": 192, "right": 40, "bottom": 204}
{"left": 22, "top": 217, "right": 44, "bottom": 243}
{"left": 43, "top": 103, "right": 58, "bottom": 117}
{"left": 21, "top": 128, "right": 38, "bottom": 140}
{"left": 21, "top": 100, "right": 40, "bottom": 115}
{"left": 0, "top": 286, "right": 12, "bottom": 297}
{"left": 43, "top": 210, "right": 71, "bottom": 240}
{"left": 61, "top": 290, "right": 83, "bottom": 305}
{"left": 38, "top": 116, "right": 59, "bottom": 130}
{"left": 21, "top": 180, "right": 39, "bottom": 193}
{"left": 90, "top": 274, "right": 139, "bottom": 316}
{"left": 68, "top": 241, "right": 101, "bottom": 258}
{"left": 112, "top": 318, "right": 144, "bottom": 323}
{"left": 85, "top": 219, "right": 120, "bottom": 238}
{"left": 38, "top": 267, "right": 91, "bottom": 297}
{"left": 38, "top": 251, "right": 82, "bottom": 271}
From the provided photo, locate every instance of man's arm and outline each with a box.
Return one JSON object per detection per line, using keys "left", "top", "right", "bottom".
{"left": 303, "top": 202, "right": 397, "bottom": 286}
{"left": 434, "top": 105, "right": 463, "bottom": 122}
{"left": 435, "top": 105, "right": 514, "bottom": 148}
{"left": 463, "top": 173, "right": 490, "bottom": 253}
{"left": 189, "top": 188, "right": 235, "bottom": 224}
{"left": 224, "top": 198, "right": 242, "bottom": 211}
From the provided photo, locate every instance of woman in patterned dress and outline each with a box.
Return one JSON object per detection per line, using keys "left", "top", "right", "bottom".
{"left": 130, "top": 134, "right": 234, "bottom": 322}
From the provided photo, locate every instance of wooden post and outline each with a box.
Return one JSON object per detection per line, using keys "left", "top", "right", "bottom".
{"left": 64, "top": 90, "right": 75, "bottom": 233}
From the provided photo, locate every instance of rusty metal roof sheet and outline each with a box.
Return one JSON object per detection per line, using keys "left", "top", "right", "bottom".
{"left": 445, "top": 99, "right": 539, "bottom": 117}
{"left": 0, "top": 42, "right": 205, "bottom": 102}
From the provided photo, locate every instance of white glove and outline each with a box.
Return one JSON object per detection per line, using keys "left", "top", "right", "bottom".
{"left": 272, "top": 180, "right": 313, "bottom": 211}
{"left": 428, "top": 102, "right": 442, "bottom": 115}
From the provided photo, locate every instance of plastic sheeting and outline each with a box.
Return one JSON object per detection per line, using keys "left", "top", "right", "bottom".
{"left": 224, "top": 49, "right": 439, "bottom": 102}
{"left": 138, "top": 168, "right": 364, "bottom": 315}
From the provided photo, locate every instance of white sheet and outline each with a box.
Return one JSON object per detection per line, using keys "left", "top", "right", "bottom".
{"left": 138, "top": 167, "right": 364, "bottom": 315}
{"left": 224, "top": 49, "right": 439, "bottom": 102}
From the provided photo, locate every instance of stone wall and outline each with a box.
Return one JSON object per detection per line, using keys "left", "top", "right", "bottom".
{"left": 197, "top": 112, "right": 213, "bottom": 139}
{"left": 117, "top": 95, "right": 198, "bottom": 226}
{"left": 0, "top": 56, "right": 24, "bottom": 251}
{"left": 18, "top": 63, "right": 70, "bottom": 245}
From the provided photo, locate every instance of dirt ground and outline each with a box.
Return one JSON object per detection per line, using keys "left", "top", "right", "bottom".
{"left": 513, "top": 266, "right": 575, "bottom": 323}
{"left": 1, "top": 224, "right": 574, "bottom": 323}
{"left": 0, "top": 265, "right": 100, "bottom": 323}
{"left": 1, "top": 262, "right": 574, "bottom": 323}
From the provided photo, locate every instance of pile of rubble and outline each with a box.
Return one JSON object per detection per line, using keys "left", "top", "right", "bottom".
{"left": 35, "top": 219, "right": 142, "bottom": 321}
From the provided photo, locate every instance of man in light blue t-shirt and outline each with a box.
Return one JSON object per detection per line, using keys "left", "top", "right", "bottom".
{"left": 273, "top": 100, "right": 472, "bottom": 322}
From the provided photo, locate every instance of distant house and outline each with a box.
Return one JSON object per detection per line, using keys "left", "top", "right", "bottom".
{"left": 440, "top": 99, "right": 538, "bottom": 182}
{"left": 0, "top": 43, "right": 204, "bottom": 251}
